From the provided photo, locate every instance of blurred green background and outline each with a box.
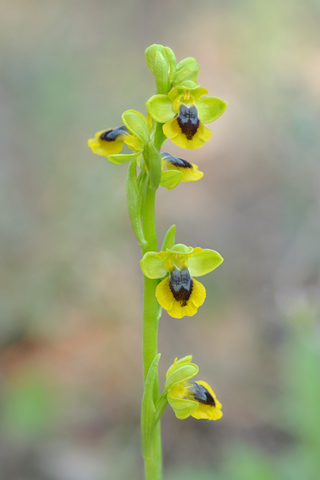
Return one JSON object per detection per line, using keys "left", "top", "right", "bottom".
{"left": 1, "top": 0, "right": 320, "bottom": 479}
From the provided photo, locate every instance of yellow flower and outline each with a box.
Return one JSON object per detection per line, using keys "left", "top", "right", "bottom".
{"left": 88, "top": 126, "right": 129, "bottom": 157}
{"left": 165, "top": 356, "right": 223, "bottom": 420}
{"left": 146, "top": 85, "right": 227, "bottom": 149}
{"left": 161, "top": 152, "right": 203, "bottom": 184}
{"left": 88, "top": 110, "right": 149, "bottom": 165}
{"left": 168, "top": 380, "right": 223, "bottom": 420}
{"left": 140, "top": 244, "right": 223, "bottom": 319}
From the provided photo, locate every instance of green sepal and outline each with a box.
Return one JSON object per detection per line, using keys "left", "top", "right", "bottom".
{"left": 188, "top": 249, "right": 224, "bottom": 277}
{"left": 108, "top": 151, "right": 141, "bottom": 165}
{"left": 140, "top": 252, "right": 167, "bottom": 279}
{"left": 167, "top": 395, "right": 198, "bottom": 420}
{"left": 196, "top": 96, "right": 228, "bottom": 123}
{"left": 122, "top": 110, "right": 150, "bottom": 144}
{"left": 165, "top": 364, "right": 199, "bottom": 391}
{"left": 173, "top": 57, "right": 199, "bottom": 86}
{"left": 126, "top": 159, "right": 146, "bottom": 248}
{"left": 145, "top": 142, "right": 161, "bottom": 189}
{"left": 161, "top": 224, "right": 176, "bottom": 251}
{"left": 146, "top": 95, "right": 175, "bottom": 123}
{"left": 141, "top": 353, "right": 161, "bottom": 457}
{"left": 160, "top": 169, "right": 183, "bottom": 190}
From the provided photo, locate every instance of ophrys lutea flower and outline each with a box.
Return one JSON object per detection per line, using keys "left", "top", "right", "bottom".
{"left": 165, "top": 356, "right": 223, "bottom": 420}
{"left": 146, "top": 85, "right": 227, "bottom": 149}
{"left": 140, "top": 244, "right": 223, "bottom": 318}
{"left": 160, "top": 152, "right": 203, "bottom": 186}
{"left": 88, "top": 110, "right": 149, "bottom": 165}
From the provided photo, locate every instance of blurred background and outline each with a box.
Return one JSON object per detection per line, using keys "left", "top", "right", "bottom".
{"left": 1, "top": 0, "right": 320, "bottom": 479}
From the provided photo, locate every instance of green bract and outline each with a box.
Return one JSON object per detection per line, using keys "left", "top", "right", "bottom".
{"left": 126, "top": 159, "right": 146, "bottom": 248}
{"left": 140, "top": 244, "right": 223, "bottom": 280}
{"left": 144, "top": 141, "right": 161, "bottom": 189}
{"left": 141, "top": 353, "right": 161, "bottom": 456}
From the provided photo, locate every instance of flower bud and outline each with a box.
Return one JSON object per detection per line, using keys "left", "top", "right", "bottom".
{"left": 145, "top": 44, "right": 176, "bottom": 94}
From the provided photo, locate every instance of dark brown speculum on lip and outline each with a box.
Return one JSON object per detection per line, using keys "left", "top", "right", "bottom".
{"left": 169, "top": 268, "right": 193, "bottom": 307}
{"left": 162, "top": 153, "right": 192, "bottom": 169}
{"left": 100, "top": 125, "right": 128, "bottom": 141}
{"left": 177, "top": 104, "right": 200, "bottom": 140}
{"left": 190, "top": 382, "right": 216, "bottom": 406}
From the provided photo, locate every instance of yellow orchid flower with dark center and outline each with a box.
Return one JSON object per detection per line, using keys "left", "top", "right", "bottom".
{"left": 88, "top": 125, "right": 129, "bottom": 156}
{"left": 165, "top": 356, "right": 223, "bottom": 420}
{"left": 146, "top": 85, "right": 227, "bottom": 149}
{"left": 140, "top": 244, "right": 223, "bottom": 319}
{"left": 88, "top": 110, "right": 151, "bottom": 165}
{"left": 161, "top": 152, "right": 203, "bottom": 184}
{"left": 168, "top": 380, "right": 223, "bottom": 420}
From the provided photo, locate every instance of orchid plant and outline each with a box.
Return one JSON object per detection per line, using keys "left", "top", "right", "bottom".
{"left": 88, "top": 44, "right": 227, "bottom": 480}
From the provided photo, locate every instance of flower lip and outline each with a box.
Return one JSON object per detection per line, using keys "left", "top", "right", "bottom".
{"left": 161, "top": 152, "right": 192, "bottom": 169}
{"left": 100, "top": 125, "right": 128, "bottom": 141}
{"left": 187, "top": 381, "right": 216, "bottom": 406}
{"left": 169, "top": 267, "right": 193, "bottom": 306}
{"left": 177, "top": 104, "right": 199, "bottom": 140}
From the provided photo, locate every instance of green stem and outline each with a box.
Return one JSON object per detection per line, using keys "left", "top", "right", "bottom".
{"left": 142, "top": 183, "right": 157, "bottom": 255}
{"left": 142, "top": 275, "right": 160, "bottom": 383}
{"left": 144, "top": 423, "right": 162, "bottom": 480}
{"left": 139, "top": 118, "right": 168, "bottom": 479}
{"left": 141, "top": 179, "right": 163, "bottom": 480}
